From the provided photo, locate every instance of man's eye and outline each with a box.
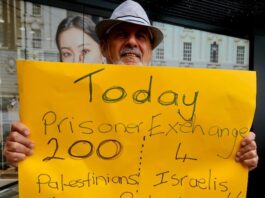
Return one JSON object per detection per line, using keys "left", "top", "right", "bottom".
{"left": 137, "top": 32, "right": 148, "bottom": 40}
{"left": 116, "top": 31, "right": 127, "bottom": 38}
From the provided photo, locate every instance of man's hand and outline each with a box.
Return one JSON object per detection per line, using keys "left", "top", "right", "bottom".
{"left": 3, "top": 122, "right": 34, "bottom": 167}
{"left": 236, "top": 131, "right": 258, "bottom": 171}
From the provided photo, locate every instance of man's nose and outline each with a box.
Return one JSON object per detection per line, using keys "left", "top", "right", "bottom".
{"left": 126, "top": 35, "right": 138, "bottom": 47}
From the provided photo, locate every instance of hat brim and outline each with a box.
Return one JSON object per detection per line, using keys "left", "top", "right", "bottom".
{"left": 96, "top": 19, "right": 163, "bottom": 49}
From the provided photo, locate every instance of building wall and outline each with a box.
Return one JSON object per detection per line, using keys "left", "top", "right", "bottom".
{"left": 152, "top": 22, "right": 249, "bottom": 70}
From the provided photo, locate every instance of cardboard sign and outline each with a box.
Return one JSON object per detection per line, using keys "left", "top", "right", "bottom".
{"left": 17, "top": 60, "right": 256, "bottom": 198}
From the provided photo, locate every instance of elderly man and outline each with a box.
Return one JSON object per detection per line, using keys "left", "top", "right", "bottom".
{"left": 96, "top": 0, "right": 163, "bottom": 66}
{"left": 4, "top": 0, "right": 258, "bottom": 170}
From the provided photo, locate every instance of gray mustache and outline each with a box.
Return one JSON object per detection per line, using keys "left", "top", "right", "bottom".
{"left": 120, "top": 47, "right": 142, "bottom": 57}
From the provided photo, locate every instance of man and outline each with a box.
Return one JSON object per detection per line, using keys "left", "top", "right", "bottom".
{"left": 4, "top": 0, "right": 258, "bottom": 170}
{"left": 95, "top": 0, "right": 163, "bottom": 66}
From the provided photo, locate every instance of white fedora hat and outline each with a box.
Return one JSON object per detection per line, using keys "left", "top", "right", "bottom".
{"left": 96, "top": 0, "right": 164, "bottom": 49}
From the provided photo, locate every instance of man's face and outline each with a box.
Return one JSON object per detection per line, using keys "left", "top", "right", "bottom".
{"left": 101, "top": 23, "right": 152, "bottom": 65}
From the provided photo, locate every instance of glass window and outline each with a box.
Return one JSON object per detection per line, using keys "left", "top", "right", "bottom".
{"left": 210, "top": 42, "right": 219, "bottom": 63}
{"left": 0, "top": 1, "right": 4, "bottom": 46}
{"left": 32, "top": 4, "right": 41, "bottom": 16}
{"left": 155, "top": 40, "right": 165, "bottom": 60}
{"left": 183, "top": 42, "right": 192, "bottom": 61}
{"left": 156, "top": 48, "right": 164, "bottom": 60}
{"left": 0, "top": 2, "right": 105, "bottom": 180}
{"left": 237, "top": 46, "right": 245, "bottom": 64}
{"left": 0, "top": 1, "right": 3, "bottom": 21}
{"left": 32, "top": 30, "right": 42, "bottom": 48}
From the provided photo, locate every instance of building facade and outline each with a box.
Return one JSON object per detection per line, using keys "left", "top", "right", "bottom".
{"left": 152, "top": 22, "right": 249, "bottom": 70}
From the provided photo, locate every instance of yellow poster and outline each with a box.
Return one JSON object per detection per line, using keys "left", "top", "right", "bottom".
{"left": 17, "top": 60, "right": 256, "bottom": 198}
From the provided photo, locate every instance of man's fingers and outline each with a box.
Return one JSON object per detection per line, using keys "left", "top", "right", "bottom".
{"left": 6, "top": 131, "right": 34, "bottom": 149}
{"left": 11, "top": 121, "right": 30, "bottom": 137}
{"left": 3, "top": 121, "right": 33, "bottom": 167}
{"left": 237, "top": 141, "right": 257, "bottom": 156}
{"left": 241, "top": 131, "right": 256, "bottom": 146}
{"left": 236, "top": 150, "right": 257, "bottom": 161}
{"left": 5, "top": 140, "right": 33, "bottom": 156}
{"left": 4, "top": 151, "right": 27, "bottom": 165}
{"left": 242, "top": 157, "right": 259, "bottom": 171}
{"left": 236, "top": 131, "right": 259, "bottom": 171}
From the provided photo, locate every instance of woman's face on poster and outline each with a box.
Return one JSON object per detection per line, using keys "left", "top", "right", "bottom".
{"left": 58, "top": 27, "right": 102, "bottom": 63}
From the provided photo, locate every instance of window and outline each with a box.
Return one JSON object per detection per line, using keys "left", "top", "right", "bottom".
{"left": 237, "top": 46, "right": 245, "bottom": 64}
{"left": 0, "top": 1, "right": 3, "bottom": 19}
{"left": 156, "top": 48, "right": 164, "bottom": 60}
{"left": 0, "top": 1, "right": 4, "bottom": 45}
{"left": 154, "top": 40, "right": 164, "bottom": 60}
{"left": 32, "top": 30, "right": 42, "bottom": 48}
{"left": 32, "top": 4, "right": 41, "bottom": 16}
{"left": 183, "top": 42, "right": 192, "bottom": 61}
{"left": 210, "top": 42, "right": 219, "bottom": 63}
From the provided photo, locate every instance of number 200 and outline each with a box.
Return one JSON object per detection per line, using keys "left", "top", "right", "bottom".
{"left": 42, "top": 138, "right": 123, "bottom": 161}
